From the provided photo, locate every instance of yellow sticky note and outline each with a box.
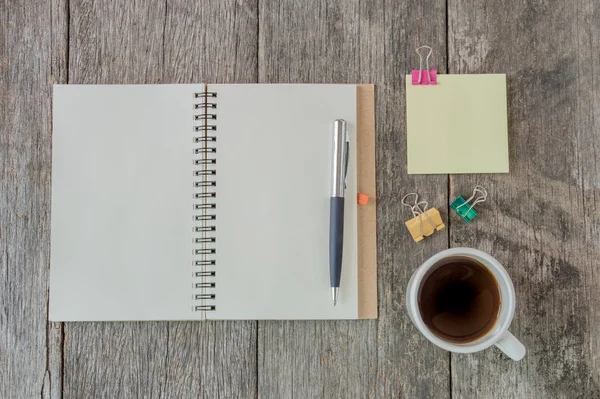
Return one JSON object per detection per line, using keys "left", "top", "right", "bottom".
{"left": 406, "top": 74, "right": 509, "bottom": 174}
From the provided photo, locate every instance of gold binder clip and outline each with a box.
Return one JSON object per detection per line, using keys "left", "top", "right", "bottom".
{"left": 402, "top": 193, "right": 445, "bottom": 242}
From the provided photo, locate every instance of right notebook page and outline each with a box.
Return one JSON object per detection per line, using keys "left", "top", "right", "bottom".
{"left": 208, "top": 84, "right": 360, "bottom": 320}
{"left": 406, "top": 74, "right": 509, "bottom": 174}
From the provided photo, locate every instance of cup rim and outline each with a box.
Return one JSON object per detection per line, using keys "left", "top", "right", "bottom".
{"left": 407, "top": 247, "right": 516, "bottom": 353}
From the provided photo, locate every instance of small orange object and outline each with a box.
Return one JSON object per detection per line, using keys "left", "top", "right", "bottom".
{"left": 357, "top": 193, "right": 369, "bottom": 205}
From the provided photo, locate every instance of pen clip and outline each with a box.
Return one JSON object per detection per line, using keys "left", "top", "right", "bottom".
{"left": 343, "top": 131, "right": 350, "bottom": 189}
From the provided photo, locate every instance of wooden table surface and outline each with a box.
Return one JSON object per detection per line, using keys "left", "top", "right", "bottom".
{"left": 1, "top": 0, "right": 599, "bottom": 398}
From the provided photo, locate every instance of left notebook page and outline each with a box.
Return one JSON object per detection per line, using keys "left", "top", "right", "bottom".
{"left": 50, "top": 84, "right": 203, "bottom": 321}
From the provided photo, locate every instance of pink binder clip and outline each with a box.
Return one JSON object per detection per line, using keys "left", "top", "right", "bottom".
{"left": 412, "top": 46, "right": 437, "bottom": 85}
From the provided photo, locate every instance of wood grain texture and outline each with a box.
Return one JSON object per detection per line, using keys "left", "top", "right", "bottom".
{"left": 163, "top": 0, "right": 258, "bottom": 84}
{"left": 258, "top": 0, "right": 450, "bottom": 397}
{"left": 448, "top": 0, "right": 600, "bottom": 398}
{"left": 0, "top": 0, "right": 64, "bottom": 397}
{"left": 63, "top": 1, "right": 258, "bottom": 398}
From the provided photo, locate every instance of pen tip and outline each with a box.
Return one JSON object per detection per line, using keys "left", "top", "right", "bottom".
{"left": 332, "top": 287, "right": 339, "bottom": 306}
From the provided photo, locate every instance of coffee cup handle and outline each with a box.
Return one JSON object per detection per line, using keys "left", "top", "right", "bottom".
{"left": 495, "top": 331, "right": 526, "bottom": 361}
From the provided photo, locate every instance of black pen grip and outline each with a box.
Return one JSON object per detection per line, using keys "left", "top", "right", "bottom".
{"left": 329, "top": 197, "right": 345, "bottom": 288}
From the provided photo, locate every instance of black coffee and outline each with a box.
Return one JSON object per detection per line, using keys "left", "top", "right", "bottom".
{"left": 418, "top": 256, "right": 501, "bottom": 343}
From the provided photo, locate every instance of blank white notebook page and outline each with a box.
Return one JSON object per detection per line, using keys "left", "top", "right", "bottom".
{"left": 210, "top": 84, "right": 358, "bottom": 319}
{"left": 50, "top": 85, "right": 203, "bottom": 321}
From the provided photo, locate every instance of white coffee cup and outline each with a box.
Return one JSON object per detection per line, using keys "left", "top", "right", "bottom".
{"left": 406, "top": 248, "right": 526, "bottom": 361}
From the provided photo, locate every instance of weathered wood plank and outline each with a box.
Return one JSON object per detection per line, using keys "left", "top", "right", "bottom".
{"left": 258, "top": 1, "right": 450, "bottom": 397}
{"left": 47, "top": 322, "right": 63, "bottom": 399}
{"left": 51, "top": 0, "right": 69, "bottom": 87}
{"left": 448, "top": 0, "right": 600, "bottom": 397}
{"left": 0, "top": 0, "right": 65, "bottom": 397}
{"left": 162, "top": 2, "right": 258, "bottom": 398}
{"left": 63, "top": 1, "right": 258, "bottom": 398}
{"left": 49, "top": 0, "right": 70, "bottom": 396}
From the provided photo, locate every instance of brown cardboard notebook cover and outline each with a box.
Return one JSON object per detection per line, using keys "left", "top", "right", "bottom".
{"left": 357, "top": 85, "right": 377, "bottom": 319}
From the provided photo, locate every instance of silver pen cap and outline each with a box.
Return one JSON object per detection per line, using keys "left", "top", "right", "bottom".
{"left": 331, "top": 119, "right": 348, "bottom": 197}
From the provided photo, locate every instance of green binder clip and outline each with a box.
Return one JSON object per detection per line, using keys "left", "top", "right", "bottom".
{"left": 451, "top": 186, "right": 488, "bottom": 223}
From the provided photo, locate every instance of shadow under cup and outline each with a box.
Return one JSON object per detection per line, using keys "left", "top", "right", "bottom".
{"left": 417, "top": 256, "right": 502, "bottom": 344}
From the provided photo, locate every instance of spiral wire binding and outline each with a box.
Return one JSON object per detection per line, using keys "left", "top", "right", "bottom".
{"left": 193, "top": 90, "right": 217, "bottom": 313}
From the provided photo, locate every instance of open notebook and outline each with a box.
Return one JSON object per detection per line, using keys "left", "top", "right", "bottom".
{"left": 49, "top": 84, "right": 377, "bottom": 321}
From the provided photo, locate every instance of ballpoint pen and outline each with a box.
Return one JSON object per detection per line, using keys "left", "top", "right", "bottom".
{"left": 330, "top": 119, "right": 349, "bottom": 306}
